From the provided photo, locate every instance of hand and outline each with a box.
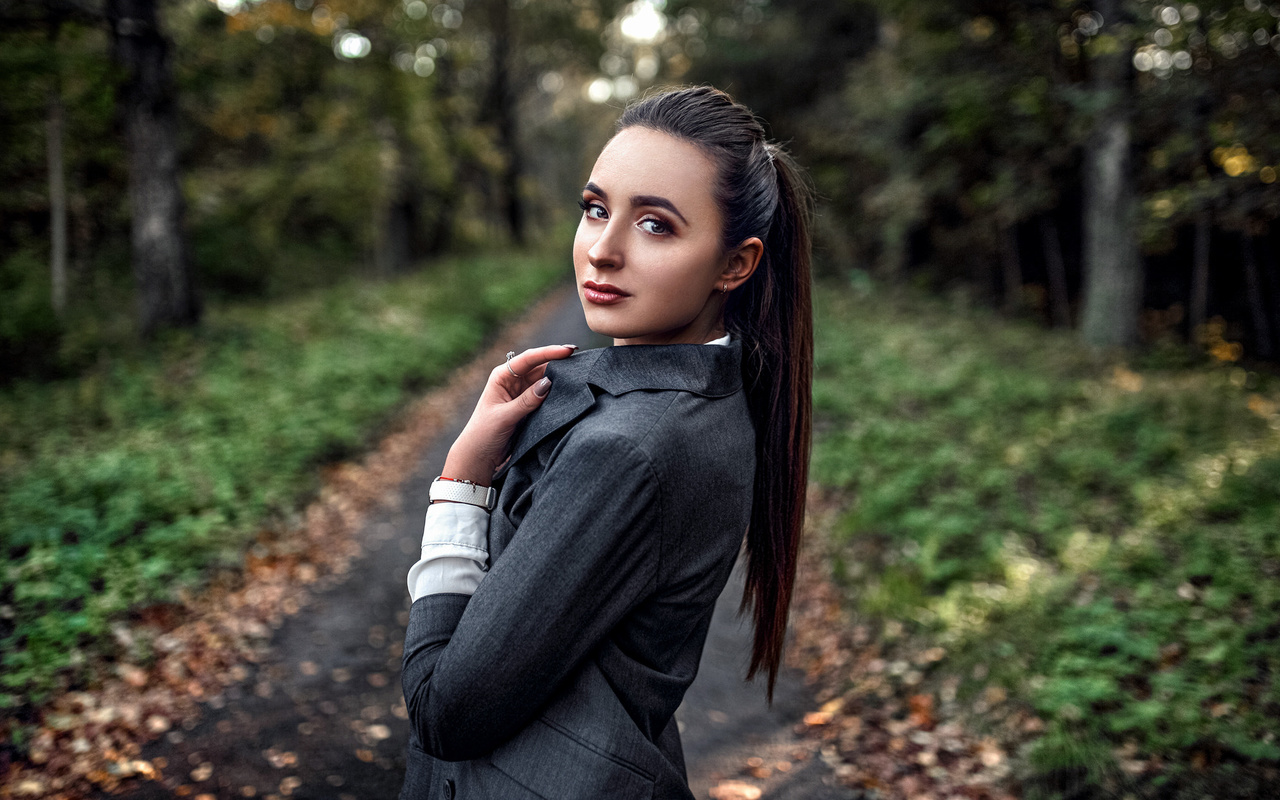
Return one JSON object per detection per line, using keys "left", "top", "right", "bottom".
{"left": 441, "top": 344, "right": 578, "bottom": 485}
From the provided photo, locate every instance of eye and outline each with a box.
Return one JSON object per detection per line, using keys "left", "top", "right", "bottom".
{"left": 578, "top": 198, "right": 607, "bottom": 221}
{"left": 638, "top": 217, "right": 671, "bottom": 235}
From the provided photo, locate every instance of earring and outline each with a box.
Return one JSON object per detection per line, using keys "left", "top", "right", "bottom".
{"left": 721, "top": 282, "right": 728, "bottom": 293}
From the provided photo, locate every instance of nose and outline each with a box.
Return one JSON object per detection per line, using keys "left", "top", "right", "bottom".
{"left": 586, "top": 217, "right": 625, "bottom": 270}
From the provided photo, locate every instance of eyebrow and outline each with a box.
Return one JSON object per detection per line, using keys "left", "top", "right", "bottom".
{"left": 583, "top": 182, "right": 688, "bottom": 226}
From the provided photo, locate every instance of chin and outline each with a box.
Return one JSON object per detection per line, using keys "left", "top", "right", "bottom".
{"left": 581, "top": 308, "right": 629, "bottom": 340}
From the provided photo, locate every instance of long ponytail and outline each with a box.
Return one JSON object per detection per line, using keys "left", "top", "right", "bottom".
{"left": 618, "top": 87, "right": 814, "bottom": 699}
{"left": 734, "top": 147, "right": 812, "bottom": 700}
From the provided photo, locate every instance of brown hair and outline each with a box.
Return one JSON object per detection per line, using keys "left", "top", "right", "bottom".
{"left": 617, "top": 86, "right": 813, "bottom": 699}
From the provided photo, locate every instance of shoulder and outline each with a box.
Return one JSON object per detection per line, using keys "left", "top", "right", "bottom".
{"left": 568, "top": 387, "right": 753, "bottom": 479}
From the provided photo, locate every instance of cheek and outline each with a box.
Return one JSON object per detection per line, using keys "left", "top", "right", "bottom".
{"left": 571, "top": 221, "right": 591, "bottom": 273}
{"left": 648, "top": 260, "right": 714, "bottom": 311}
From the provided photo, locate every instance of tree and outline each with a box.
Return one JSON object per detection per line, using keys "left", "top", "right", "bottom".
{"left": 106, "top": 0, "right": 199, "bottom": 335}
{"left": 46, "top": 20, "right": 69, "bottom": 318}
{"left": 1079, "top": 0, "right": 1142, "bottom": 347}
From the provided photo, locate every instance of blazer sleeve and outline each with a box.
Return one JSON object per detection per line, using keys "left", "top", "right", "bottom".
{"left": 400, "top": 426, "right": 662, "bottom": 761}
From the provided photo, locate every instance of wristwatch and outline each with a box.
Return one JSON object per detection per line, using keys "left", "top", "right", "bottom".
{"left": 429, "top": 477, "right": 497, "bottom": 511}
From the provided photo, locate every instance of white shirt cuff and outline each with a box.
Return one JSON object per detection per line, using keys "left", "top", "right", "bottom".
{"left": 406, "top": 502, "right": 491, "bottom": 601}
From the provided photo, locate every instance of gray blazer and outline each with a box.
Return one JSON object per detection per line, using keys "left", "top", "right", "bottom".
{"left": 400, "top": 340, "right": 755, "bottom": 799}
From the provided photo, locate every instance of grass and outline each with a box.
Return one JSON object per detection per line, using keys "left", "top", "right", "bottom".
{"left": 0, "top": 252, "right": 567, "bottom": 709}
{"left": 809, "top": 276, "right": 1280, "bottom": 797}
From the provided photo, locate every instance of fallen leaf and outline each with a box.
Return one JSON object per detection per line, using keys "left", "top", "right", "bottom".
{"left": 709, "top": 781, "right": 763, "bottom": 800}
{"left": 119, "top": 664, "right": 148, "bottom": 688}
{"left": 979, "top": 739, "right": 1004, "bottom": 767}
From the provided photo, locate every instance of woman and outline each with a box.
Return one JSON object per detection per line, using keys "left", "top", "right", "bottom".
{"left": 400, "top": 86, "right": 812, "bottom": 799}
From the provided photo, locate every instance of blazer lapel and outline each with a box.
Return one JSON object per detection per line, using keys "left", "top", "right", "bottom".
{"left": 494, "top": 349, "right": 601, "bottom": 482}
{"left": 491, "top": 341, "right": 743, "bottom": 483}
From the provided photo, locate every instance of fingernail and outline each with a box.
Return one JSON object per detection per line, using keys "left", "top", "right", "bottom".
{"left": 561, "top": 344, "right": 579, "bottom": 350}
{"left": 534, "top": 377, "right": 552, "bottom": 397}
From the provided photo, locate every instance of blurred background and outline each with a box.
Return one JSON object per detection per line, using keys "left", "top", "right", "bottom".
{"left": 3, "top": 0, "right": 1280, "bottom": 368}
{"left": 3, "top": 0, "right": 1280, "bottom": 798}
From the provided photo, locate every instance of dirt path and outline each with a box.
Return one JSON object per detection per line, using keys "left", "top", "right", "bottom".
{"left": 106, "top": 286, "right": 851, "bottom": 800}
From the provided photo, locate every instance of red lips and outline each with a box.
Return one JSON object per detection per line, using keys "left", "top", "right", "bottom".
{"left": 582, "top": 281, "right": 630, "bottom": 305}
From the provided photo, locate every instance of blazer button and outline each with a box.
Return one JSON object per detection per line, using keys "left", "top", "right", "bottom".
{"left": 443, "top": 778, "right": 456, "bottom": 799}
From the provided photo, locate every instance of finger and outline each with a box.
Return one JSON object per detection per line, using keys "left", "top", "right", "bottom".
{"left": 512, "top": 377, "right": 553, "bottom": 416}
{"left": 504, "top": 344, "right": 578, "bottom": 380}
{"left": 487, "top": 360, "right": 549, "bottom": 401}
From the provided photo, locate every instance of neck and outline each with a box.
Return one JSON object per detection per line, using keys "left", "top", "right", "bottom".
{"left": 614, "top": 322, "right": 726, "bottom": 347}
{"left": 614, "top": 301, "right": 727, "bottom": 346}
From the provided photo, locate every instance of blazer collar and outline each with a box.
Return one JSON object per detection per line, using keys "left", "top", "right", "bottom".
{"left": 494, "top": 340, "right": 742, "bottom": 481}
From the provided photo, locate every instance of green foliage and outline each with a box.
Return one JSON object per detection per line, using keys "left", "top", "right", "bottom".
{"left": 811, "top": 279, "right": 1280, "bottom": 792}
{"left": 0, "top": 250, "right": 64, "bottom": 377}
{"left": 0, "top": 0, "right": 630, "bottom": 375}
{"left": 722, "top": 0, "right": 1280, "bottom": 342}
{"left": 0, "top": 253, "right": 565, "bottom": 707}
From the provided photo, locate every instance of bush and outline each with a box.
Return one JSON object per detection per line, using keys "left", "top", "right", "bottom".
{"left": 0, "top": 249, "right": 65, "bottom": 380}
{"left": 810, "top": 279, "right": 1280, "bottom": 794}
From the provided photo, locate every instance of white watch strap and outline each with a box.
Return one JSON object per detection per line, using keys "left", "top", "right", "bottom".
{"left": 429, "top": 478, "right": 497, "bottom": 511}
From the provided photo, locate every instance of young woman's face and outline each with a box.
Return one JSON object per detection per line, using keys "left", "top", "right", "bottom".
{"left": 573, "top": 126, "right": 733, "bottom": 346}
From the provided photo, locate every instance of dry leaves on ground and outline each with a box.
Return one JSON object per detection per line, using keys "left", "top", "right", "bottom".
{"left": 708, "top": 780, "right": 763, "bottom": 800}
{"left": 782, "top": 489, "right": 1025, "bottom": 800}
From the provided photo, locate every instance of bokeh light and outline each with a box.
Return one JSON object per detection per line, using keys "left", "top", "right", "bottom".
{"left": 404, "top": 0, "right": 428, "bottom": 20}
{"left": 334, "top": 31, "right": 371, "bottom": 59}
{"left": 586, "top": 76, "right": 613, "bottom": 103}
{"left": 619, "top": 0, "right": 667, "bottom": 44}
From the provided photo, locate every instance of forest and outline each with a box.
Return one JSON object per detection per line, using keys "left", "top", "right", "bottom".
{"left": 3, "top": 0, "right": 1280, "bottom": 362}
{"left": 3, "top": 0, "right": 1280, "bottom": 797}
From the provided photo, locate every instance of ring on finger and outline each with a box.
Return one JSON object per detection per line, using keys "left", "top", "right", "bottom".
{"left": 505, "top": 350, "right": 523, "bottom": 378}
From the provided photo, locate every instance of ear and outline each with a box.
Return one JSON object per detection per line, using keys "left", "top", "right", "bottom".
{"left": 721, "top": 237, "right": 763, "bottom": 291}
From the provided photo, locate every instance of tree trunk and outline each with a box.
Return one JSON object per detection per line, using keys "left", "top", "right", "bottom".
{"left": 1040, "top": 216, "right": 1072, "bottom": 328}
{"left": 1189, "top": 208, "right": 1210, "bottom": 347}
{"left": 1189, "top": 55, "right": 1214, "bottom": 353}
{"left": 486, "top": 0, "right": 524, "bottom": 245}
{"left": 1262, "top": 239, "right": 1280, "bottom": 352}
{"left": 107, "top": 0, "right": 199, "bottom": 335}
{"left": 1079, "top": 0, "right": 1142, "bottom": 348}
{"left": 374, "top": 119, "right": 415, "bottom": 275}
{"left": 47, "top": 88, "right": 68, "bottom": 318}
{"left": 1241, "top": 234, "right": 1273, "bottom": 359}
{"left": 1000, "top": 225, "right": 1022, "bottom": 314}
